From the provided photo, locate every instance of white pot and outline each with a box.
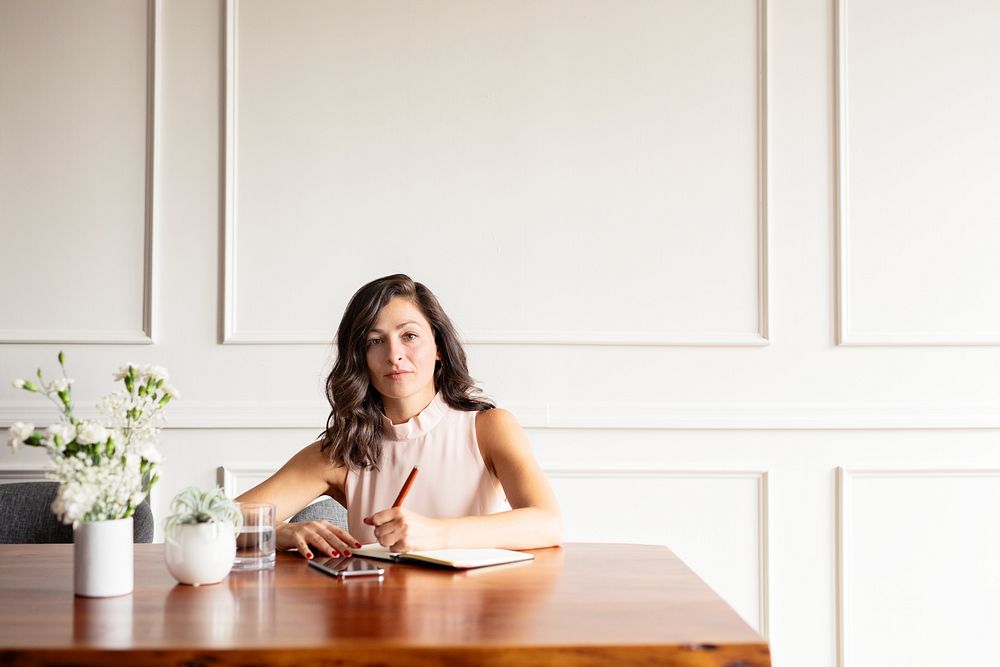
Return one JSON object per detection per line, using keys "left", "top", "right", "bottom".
{"left": 165, "top": 522, "right": 237, "bottom": 586}
{"left": 74, "top": 518, "right": 134, "bottom": 598}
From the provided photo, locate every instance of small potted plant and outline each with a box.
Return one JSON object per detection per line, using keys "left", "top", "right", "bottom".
{"left": 164, "top": 487, "right": 242, "bottom": 586}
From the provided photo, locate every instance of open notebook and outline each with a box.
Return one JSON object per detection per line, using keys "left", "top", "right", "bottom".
{"left": 353, "top": 543, "right": 534, "bottom": 570}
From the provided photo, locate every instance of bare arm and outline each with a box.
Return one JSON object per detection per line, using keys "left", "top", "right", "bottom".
{"left": 367, "top": 408, "right": 563, "bottom": 551}
{"left": 236, "top": 441, "right": 360, "bottom": 558}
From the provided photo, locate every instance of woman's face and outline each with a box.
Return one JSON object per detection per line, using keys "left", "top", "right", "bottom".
{"left": 365, "top": 297, "right": 439, "bottom": 407}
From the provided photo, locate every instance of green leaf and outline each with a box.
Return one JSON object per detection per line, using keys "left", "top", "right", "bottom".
{"left": 164, "top": 486, "right": 242, "bottom": 530}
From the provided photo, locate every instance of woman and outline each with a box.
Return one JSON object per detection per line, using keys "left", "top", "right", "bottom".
{"left": 237, "top": 274, "right": 562, "bottom": 559}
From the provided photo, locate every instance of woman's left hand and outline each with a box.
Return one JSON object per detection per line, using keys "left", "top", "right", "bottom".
{"left": 363, "top": 508, "right": 446, "bottom": 552}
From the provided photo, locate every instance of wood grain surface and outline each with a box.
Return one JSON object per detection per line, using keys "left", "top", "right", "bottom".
{"left": 0, "top": 542, "right": 770, "bottom": 666}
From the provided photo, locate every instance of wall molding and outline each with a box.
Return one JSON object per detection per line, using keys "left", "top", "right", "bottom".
{"left": 833, "top": 0, "right": 1000, "bottom": 347}
{"left": 836, "top": 467, "right": 1000, "bottom": 667}
{"left": 221, "top": 0, "right": 240, "bottom": 346}
{"left": 218, "top": 465, "right": 274, "bottom": 498}
{"left": 221, "top": 0, "right": 770, "bottom": 347}
{"left": 0, "top": 466, "right": 49, "bottom": 483}
{"left": 0, "top": 0, "right": 160, "bottom": 345}
{"left": 4, "top": 399, "right": 1000, "bottom": 430}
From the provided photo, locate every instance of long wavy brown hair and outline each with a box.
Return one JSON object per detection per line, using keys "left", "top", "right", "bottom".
{"left": 320, "top": 274, "right": 494, "bottom": 469}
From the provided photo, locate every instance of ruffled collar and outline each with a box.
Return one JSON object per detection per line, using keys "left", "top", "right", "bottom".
{"left": 380, "top": 392, "right": 448, "bottom": 441}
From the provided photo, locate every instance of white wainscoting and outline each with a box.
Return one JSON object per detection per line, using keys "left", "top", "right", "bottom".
{"left": 222, "top": 0, "right": 770, "bottom": 347}
{"left": 0, "top": 0, "right": 161, "bottom": 344}
{"left": 548, "top": 468, "right": 769, "bottom": 636}
{"left": 837, "top": 468, "right": 1000, "bottom": 667}
{"left": 835, "top": 0, "right": 1000, "bottom": 346}
{"left": 219, "top": 464, "right": 277, "bottom": 499}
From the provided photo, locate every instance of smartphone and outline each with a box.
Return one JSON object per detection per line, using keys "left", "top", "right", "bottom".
{"left": 308, "top": 556, "right": 385, "bottom": 579}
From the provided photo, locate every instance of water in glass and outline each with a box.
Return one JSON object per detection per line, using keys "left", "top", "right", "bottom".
{"left": 232, "top": 502, "right": 276, "bottom": 571}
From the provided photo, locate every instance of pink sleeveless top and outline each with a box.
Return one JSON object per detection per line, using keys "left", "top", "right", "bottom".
{"left": 345, "top": 392, "right": 506, "bottom": 542}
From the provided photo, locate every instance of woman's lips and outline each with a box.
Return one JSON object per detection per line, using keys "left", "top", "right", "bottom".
{"left": 385, "top": 371, "right": 412, "bottom": 380}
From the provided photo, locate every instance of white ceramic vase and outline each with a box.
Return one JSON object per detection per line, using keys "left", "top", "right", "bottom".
{"left": 74, "top": 517, "right": 134, "bottom": 598}
{"left": 165, "top": 522, "right": 237, "bottom": 586}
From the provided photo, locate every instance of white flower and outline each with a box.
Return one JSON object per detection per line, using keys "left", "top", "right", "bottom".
{"left": 163, "top": 385, "right": 180, "bottom": 399}
{"left": 7, "top": 422, "right": 34, "bottom": 451}
{"left": 140, "top": 364, "right": 169, "bottom": 382}
{"left": 124, "top": 452, "right": 143, "bottom": 476}
{"left": 112, "top": 364, "right": 136, "bottom": 381}
{"left": 75, "top": 421, "right": 109, "bottom": 445}
{"left": 44, "top": 378, "right": 73, "bottom": 395}
{"left": 133, "top": 438, "right": 162, "bottom": 464}
{"left": 97, "top": 391, "right": 128, "bottom": 426}
{"left": 51, "top": 480, "right": 97, "bottom": 527}
{"left": 11, "top": 354, "right": 176, "bottom": 523}
{"left": 44, "top": 423, "right": 77, "bottom": 451}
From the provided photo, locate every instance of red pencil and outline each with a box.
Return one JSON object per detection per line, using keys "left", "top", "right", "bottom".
{"left": 392, "top": 466, "right": 420, "bottom": 508}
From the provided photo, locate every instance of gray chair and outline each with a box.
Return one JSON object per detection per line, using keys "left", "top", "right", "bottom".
{"left": 0, "top": 481, "right": 154, "bottom": 544}
{"left": 288, "top": 497, "right": 348, "bottom": 530}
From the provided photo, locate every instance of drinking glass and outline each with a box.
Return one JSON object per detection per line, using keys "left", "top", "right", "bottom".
{"left": 232, "top": 502, "right": 276, "bottom": 571}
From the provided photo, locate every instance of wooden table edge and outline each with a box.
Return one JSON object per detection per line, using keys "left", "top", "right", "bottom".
{"left": 0, "top": 642, "right": 771, "bottom": 666}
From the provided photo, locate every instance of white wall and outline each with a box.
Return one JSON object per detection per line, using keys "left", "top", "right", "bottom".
{"left": 2, "top": 1, "right": 999, "bottom": 665}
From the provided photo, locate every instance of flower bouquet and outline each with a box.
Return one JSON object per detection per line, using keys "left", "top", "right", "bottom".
{"left": 7, "top": 352, "right": 178, "bottom": 597}
{"left": 7, "top": 352, "right": 178, "bottom": 526}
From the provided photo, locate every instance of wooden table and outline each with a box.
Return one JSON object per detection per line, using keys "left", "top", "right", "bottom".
{"left": 0, "top": 543, "right": 770, "bottom": 666}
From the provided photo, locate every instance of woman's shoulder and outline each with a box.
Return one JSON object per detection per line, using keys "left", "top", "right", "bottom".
{"left": 286, "top": 440, "right": 347, "bottom": 479}
{"left": 474, "top": 407, "right": 523, "bottom": 441}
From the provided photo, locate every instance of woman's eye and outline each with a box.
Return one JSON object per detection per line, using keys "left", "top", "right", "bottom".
{"left": 403, "top": 333, "right": 418, "bottom": 341}
{"left": 366, "top": 338, "right": 381, "bottom": 347}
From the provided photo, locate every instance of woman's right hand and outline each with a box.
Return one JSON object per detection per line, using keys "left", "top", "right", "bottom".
{"left": 276, "top": 521, "right": 362, "bottom": 559}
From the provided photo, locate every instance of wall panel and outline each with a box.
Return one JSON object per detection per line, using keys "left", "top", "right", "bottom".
{"left": 224, "top": 0, "right": 768, "bottom": 346}
{"left": 550, "top": 469, "right": 768, "bottom": 633}
{"left": 836, "top": 0, "right": 1000, "bottom": 345}
{"left": 0, "top": 0, "right": 159, "bottom": 344}
{"left": 837, "top": 469, "right": 1000, "bottom": 666}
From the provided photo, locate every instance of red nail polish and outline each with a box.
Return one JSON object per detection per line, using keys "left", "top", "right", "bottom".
{"left": 332, "top": 550, "right": 339, "bottom": 557}
{"left": 344, "top": 550, "right": 351, "bottom": 557}
{"left": 305, "top": 552, "right": 313, "bottom": 559}
{"left": 355, "top": 542, "right": 361, "bottom": 548}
